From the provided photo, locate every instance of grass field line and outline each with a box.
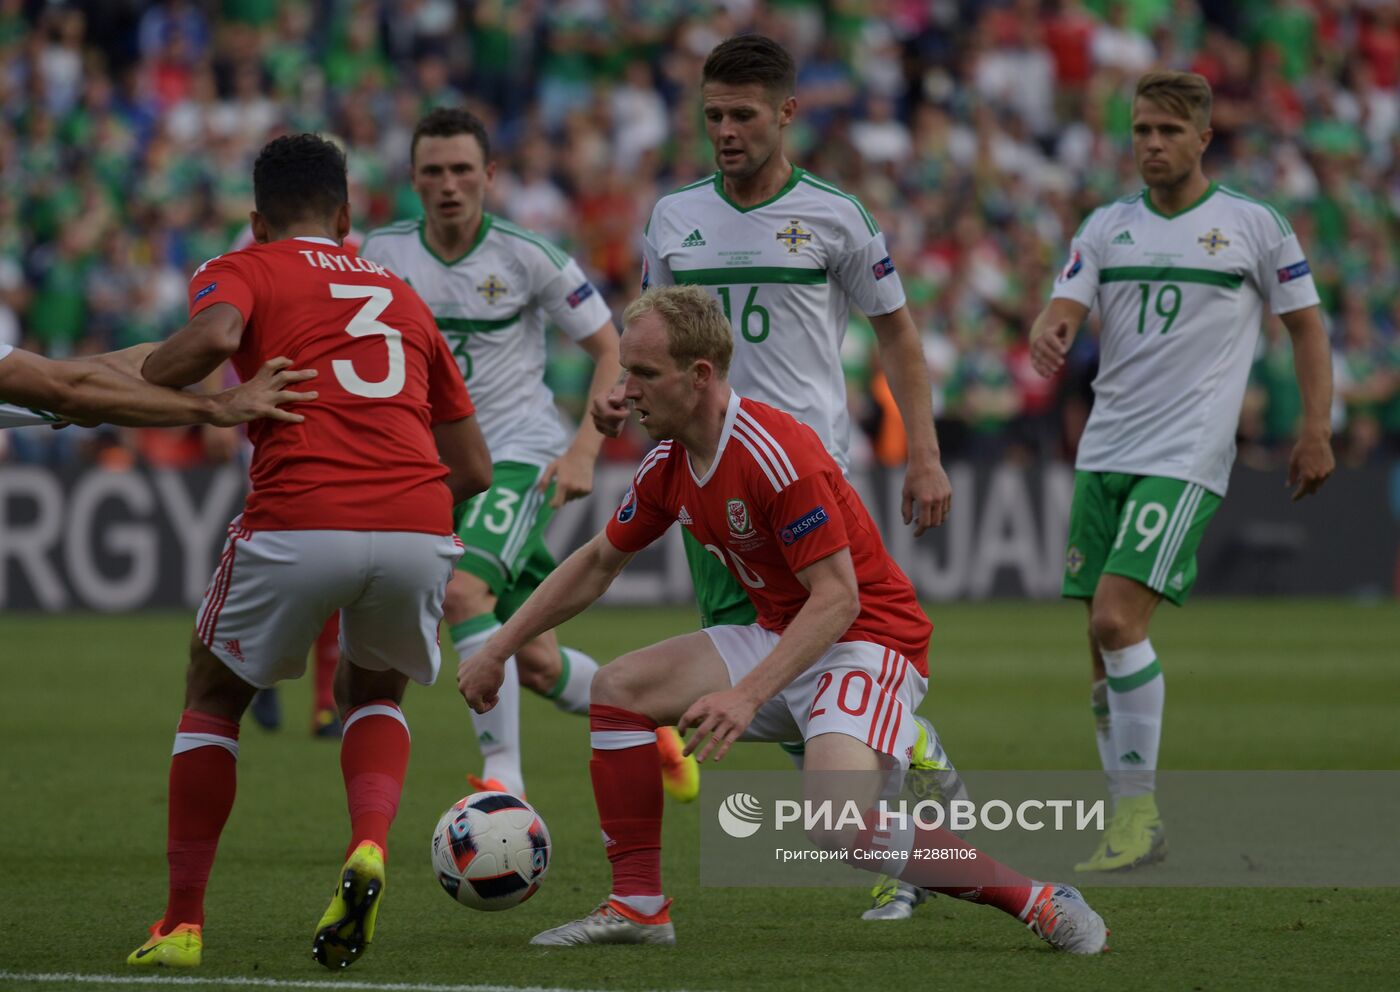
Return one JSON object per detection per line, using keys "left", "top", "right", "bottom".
{"left": 0, "top": 973, "right": 686, "bottom": 992}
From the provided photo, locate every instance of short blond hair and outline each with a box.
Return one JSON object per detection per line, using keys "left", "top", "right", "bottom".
{"left": 623, "top": 286, "right": 733, "bottom": 377}
{"left": 1135, "top": 70, "right": 1212, "bottom": 131}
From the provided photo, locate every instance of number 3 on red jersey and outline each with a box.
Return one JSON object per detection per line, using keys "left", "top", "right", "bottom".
{"left": 330, "top": 283, "right": 404, "bottom": 398}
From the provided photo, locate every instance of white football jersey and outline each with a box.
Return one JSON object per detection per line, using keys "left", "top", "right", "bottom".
{"left": 360, "top": 215, "right": 613, "bottom": 466}
{"left": 0, "top": 344, "right": 63, "bottom": 427}
{"left": 1052, "top": 183, "right": 1319, "bottom": 495}
{"left": 642, "top": 169, "right": 906, "bottom": 470}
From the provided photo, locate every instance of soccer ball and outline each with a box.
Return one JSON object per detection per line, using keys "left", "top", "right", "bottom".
{"left": 430, "top": 791, "right": 551, "bottom": 911}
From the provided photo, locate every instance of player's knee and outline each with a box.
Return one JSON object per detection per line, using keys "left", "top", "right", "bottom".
{"left": 515, "top": 641, "right": 560, "bottom": 695}
{"left": 442, "top": 572, "right": 495, "bottom": 625}
{"left": 589, "top": 655, "right": 643, "bottom": 709}
{"left": 1089, "top": 606, "right": 1136, "bottom": 650}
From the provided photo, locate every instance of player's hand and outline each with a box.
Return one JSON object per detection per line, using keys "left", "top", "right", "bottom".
{"left": 590, "top": 382, "right": 629, "bottom": 438}
{"left": 458, "top": 652, "right": 509, "bottom": 713}
{"left": 1030, "top": 320, "right": 1071, "bottom": 377}
{"left": 539, "top": 446, "right": 596, "bottom": 508}
{"left": 209, "top": 357, "right": 317, "bottom": 426}
{"left": 1287, "top": 431, "right": 1334, "bottom": 501}
{"left": 904, "top": 454, "right": 952, "bottom": 535}
{"left": 678, "top": 688, "right": 760, "bottom": 764}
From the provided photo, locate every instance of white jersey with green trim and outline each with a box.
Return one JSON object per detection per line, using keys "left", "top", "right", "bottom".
{"left": 360, "top": 214, "right": 612, "bottom": 466}
{"left": 1051, "top": 183, "right": 1319, "bottom": 495}
{"left": 642, "top": 168, "right": 905, "bottom": 470}
{"left": 0, "top": 344, "right": 63, "bottom": 427}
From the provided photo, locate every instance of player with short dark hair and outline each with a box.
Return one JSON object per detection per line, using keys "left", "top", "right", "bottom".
{"left": 1030, "top": 71, "right": 1334, "bottom": 872}
{"left": 461, "top": 286, "right": 1108, "bottom": 954}
{"left": 126, "top": 133, "right": 492, "bottom": 971}
{"left": 360, "top": 109, "right": 643, "bottom": 802}
{"left": 411, "top": 106, "right": 493, "bottom": 165}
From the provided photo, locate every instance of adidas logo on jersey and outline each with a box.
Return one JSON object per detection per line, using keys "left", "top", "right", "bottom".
{"left": 678, "top": 505, "right": 693, "bottom": 525}
{"left": 681, "top": 229, "right": 706, "bottom": 247}
{"left": 1169, "top": 572, "right": 1185, "bottom": 590}
{"left": 1111, "top": 230, "right": 1135, "bottom": 245}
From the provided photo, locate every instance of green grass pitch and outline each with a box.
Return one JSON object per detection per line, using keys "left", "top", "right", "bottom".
{"left": 1, "top": 600, "right": 1397, "bottom": 991}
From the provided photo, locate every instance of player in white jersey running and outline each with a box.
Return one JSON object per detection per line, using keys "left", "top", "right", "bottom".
{"left": 361, "top": 109, "right": 697, "bottom": 801}
{"left": 592, "top": 34, "right": 957, "bottom": 921}
{"left": 1030, "top": 71, "right": 1335, "bottom": 872}
{"left": 0, "top": 342, "right": 314, "bottom": 429}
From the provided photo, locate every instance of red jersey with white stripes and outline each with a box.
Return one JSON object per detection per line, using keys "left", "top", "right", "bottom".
{"left": 188, "top": 237, "right": 475, "bottom": 533}
{"left": 605, "top": 393, "right": 932, "bottom": 674}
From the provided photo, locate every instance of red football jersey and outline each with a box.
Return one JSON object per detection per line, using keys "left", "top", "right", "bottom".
{"left": 606, "top": 394, "right": 933, "bottom": 674}
{"left": 187, "top": 237, "right": 474, "bottom": 533}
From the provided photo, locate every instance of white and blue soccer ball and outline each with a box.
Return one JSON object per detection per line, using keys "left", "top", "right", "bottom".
{"left": 431, "top": 791, "right": 551, "bottom": 911}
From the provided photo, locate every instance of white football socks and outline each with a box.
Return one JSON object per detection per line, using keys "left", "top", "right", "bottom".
{"left": 1101, "top": 639, "right": 1164, "bottom": 798}
{"left": 454, "top": 617, "right": 523, "bottom": 796}
{"left": 549, "top": 647, "right": 598, "bottom": 715}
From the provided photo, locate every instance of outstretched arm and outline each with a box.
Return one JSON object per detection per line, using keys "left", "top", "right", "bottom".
{"left": 869, "top": 305, "right": 952, "bottom": 535}
{"left": 679, "top": 548, "right": 860, "bottom": 762}
{"left": 1279, "top": 305, "right": 1335, "bottom": 500}
{"left": 0, "top": 347, "right": 315, "bottom": 428}
{"left": 1028, "top": 297, "right": 1091, "bottom": 377}
{"left": 458, "top": 530, "right": 633, "bottom": 711}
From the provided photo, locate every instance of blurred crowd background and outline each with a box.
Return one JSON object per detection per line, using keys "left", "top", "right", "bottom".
{"left": 1, "top": 0, "right": 1397, "bottom": 472}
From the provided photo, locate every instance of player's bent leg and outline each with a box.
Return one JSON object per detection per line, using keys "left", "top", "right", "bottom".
{"left": 446, "top": 571, "right": 525, "bottom": 795}
{"left": 800, "top": 706, "right": 1108, "bottom": 952}
{"left": 589, "top": 631, "right": 732, "bottom": 723}
{"left": 131, "top": 639, "right": 258, "bottom": 967}
{"left": 530, "top": 634, "right": 730, "bottom": 947}
{"left": 317, "top": 689, "right": 395, "bottom": 971}
{"left": 317, "top": 532, "right": 456, "bottom": 968}
{"left": 516, "top": 631, "right": 601, "bottom": 717}
{"left": 515, "top": 630, "right": 565, "bottom": 695}
{"left": 863, "top": 715, "right": 968, "bottom": 921}
{"left": 1080, "top": 574, "right": 1167, "bottom": 872}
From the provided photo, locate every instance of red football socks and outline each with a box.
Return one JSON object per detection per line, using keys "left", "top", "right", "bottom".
{"left": 163, "top": 710, "right": 240, "bottom": 931}
{"left": 589, "top": 704, "right": 664, "bottom": 897}
{"left": 340, "top": 700, "right": 411, "bottom": 857}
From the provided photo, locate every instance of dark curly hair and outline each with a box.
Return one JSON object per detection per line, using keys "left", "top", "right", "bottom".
{"left": 411, "top": 107, "right": 492, "bottom": 165}
{"left": 702, "top": 35, "right": 796, "bottom": 100}
{"left": 252, "top": 133, "right": 348, "bottom": 232}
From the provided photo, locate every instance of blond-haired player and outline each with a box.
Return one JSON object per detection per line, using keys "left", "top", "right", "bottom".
{"left": 1030, "top": 71, "right": 1334, "bottom": 871}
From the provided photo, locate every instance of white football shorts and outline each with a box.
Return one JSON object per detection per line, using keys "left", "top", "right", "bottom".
{"left": 196, "top": 517, "right": 463, "bottom": 688}
{"left": 703, "top": 624, "right": 928, "bottom": 769}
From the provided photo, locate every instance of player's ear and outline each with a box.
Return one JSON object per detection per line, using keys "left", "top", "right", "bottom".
{"left": 334, "top": 201, "right": 351, "bottom": 242}
{"left": 778, "top": 94, "right": 796, "bottom": 128}
{"left": 249, "top": 211, "right": 270, "bottom": 244}
{"left": 692, "top": 358, "right": 714, "bottom": 388}
{"left": 1198, "top": 125, "right": 1213, "bottom": 155}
